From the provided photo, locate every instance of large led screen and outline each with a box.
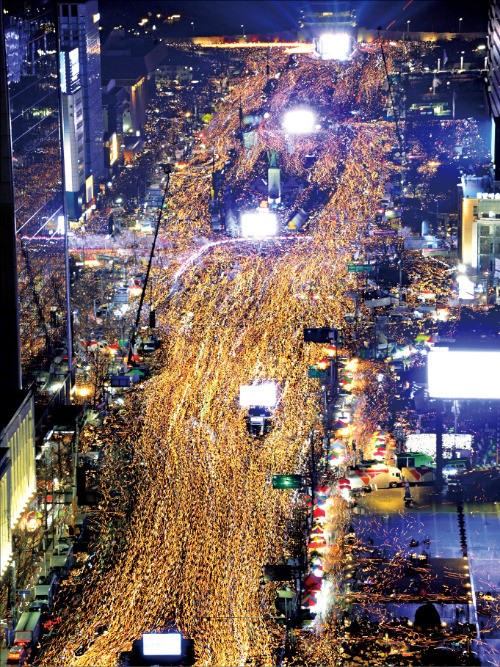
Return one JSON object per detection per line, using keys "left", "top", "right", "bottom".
{"left": 317, "top": 33, "right": 351, "bottom": 61}
{"left": 405, "top": 433, "right": 472, "bottom": 457}
{"left": 142, "top": 633, "right": 182, "bottom": 656}
{"left": 239, "top": 383, "right": 277, "bottom": 408}
{"left": 240, "top": 209, "right": 278, "bottom": 238}
{"left": 428, "top": 349, "right": 500, "bottom": 399}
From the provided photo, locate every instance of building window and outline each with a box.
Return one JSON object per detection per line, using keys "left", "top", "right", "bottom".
{"left": 480, "top": 238, "right": 491, "bottom": 253}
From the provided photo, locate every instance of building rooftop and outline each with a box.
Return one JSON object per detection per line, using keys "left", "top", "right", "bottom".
{"left": 460, "top": 174, "right": 492, "bottom": 198}
{"left": 101, "top": 29, "right": 170, "bottom": 85}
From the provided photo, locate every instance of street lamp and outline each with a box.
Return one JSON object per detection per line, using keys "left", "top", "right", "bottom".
{"left": 406, "top": 20, "right": 410, "bottom": 34}
{"left": 458, "top": 17, "right": 462, "bottom": 33}
{"left": 241, "top": 24, "right": 245, "bottom": 38}
{"left": 190, "top": 21, "right": 194, "bottom": 35}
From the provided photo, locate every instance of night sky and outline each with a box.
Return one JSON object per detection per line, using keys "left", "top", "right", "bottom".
{"left": 100, "top": 0, "right": 490, "bottom": 37}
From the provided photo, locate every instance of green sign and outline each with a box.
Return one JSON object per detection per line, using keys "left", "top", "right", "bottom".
{"left": 347, "top": 264, "right": 372, "bottom": 273}
{"left": 308, "top": 367, "right": 329, "bottom": 379}
{"left": 272, "top": 474, "right": 303, "bottom": 489}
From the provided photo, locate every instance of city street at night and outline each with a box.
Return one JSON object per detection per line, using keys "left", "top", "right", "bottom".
{"left": 0, "top": 2, "right": 499, "bottom": 667}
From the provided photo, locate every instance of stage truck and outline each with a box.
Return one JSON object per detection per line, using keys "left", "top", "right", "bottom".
{"left": 347, "top": 462, "right": 403, "bottom": 490}
{"left": 397, "top": 452, "right": 436, "bottom": 485}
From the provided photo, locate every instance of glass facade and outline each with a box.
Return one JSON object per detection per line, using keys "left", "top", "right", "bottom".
{"left": 477, "top": 199, "right": 500, "bottom": 272}
{"left": 3, "top": 0, "right": 67, "bottom": 383}
{"left": 58, "top": 0, "right": 104, "bottom": 216}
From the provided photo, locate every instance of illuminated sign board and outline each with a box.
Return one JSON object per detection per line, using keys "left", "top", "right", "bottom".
{"left": 239, "top": 383, "right": 277, "bottom": 408}
{"left": 428, "top": 349, "right": 500, "bottom": 399}
{"left": 142, "top": 633, "right": 182, "bottom": 657}
{"left": 85, "top": 175, "right": 94, "bottom": 203}
{"left": 109, "top": 133, "right": 118, "bottom": 166}
{"left": 272, "top": 474, "right": 302, "bottom": 489}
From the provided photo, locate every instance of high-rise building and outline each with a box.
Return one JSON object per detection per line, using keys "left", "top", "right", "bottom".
{"left": 58, "top": 0, "right": 104, "bottom": 219}
{"left": 0, "top": 1, "right": 37, "bottom": 604}
{"left": 489, "top": 0, "right": 500, "bottom": 180}
{"left": 3, "top": 0, "right": 68, "bottom": 380}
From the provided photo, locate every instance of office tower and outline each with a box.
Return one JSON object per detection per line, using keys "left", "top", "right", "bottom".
{"left": 0, "top": 1, "right": 37, "bottom": 602}
{"left": 3, "top": 0, "right": 67, "bottom": 380}
{"left": 58, "top": 0, "right": 104, "bottom": 219}
{"left": 489, "top": 0, "right": 500, "bottom": 180}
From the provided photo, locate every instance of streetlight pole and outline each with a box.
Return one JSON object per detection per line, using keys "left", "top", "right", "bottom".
{"left": 458, "top": 17, "right": 463, "bottom": 34}
{"left": 241, "top": 24, "right": 245, "bottom": 38}
{"left": 406, "top": 20, "right": 410, "bottom": 36}
{"left": 127, "top": 165, "right": 172, "bottom": 366}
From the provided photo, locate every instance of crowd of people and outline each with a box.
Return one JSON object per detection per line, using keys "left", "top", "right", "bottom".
{"left": 36, "top": 35, "right": 494, "bottom": 667}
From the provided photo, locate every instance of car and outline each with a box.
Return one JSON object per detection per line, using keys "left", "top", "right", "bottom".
{"left": 443, "top": 461, "right": 469, "bottom": 479}
{"left": 7, "top": 644, "right": 31, "bottom": 664}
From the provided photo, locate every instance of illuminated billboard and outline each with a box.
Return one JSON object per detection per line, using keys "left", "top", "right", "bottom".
{"left": 405, "top": 433, "right": 472, "bottom": 457}
{"left": 109, "top": 133, "right": 118, "bottom": 166}
{"left": 239, "top": 383, "right": 278, "bottom": 408}
{"left": 428, "top": 349, "right": 500, "bottom": 399}
{"left": 142, "top": 633, "right": 182, "bottom": 656}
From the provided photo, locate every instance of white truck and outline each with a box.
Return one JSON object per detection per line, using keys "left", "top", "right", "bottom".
{"left": 349, "top": 462, "right": 403, "bottom": 490}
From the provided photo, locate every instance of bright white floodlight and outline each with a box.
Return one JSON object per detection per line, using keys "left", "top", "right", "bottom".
{"left": 282, "top": 108, "right": 316, "bottom": 135}
{"left": 240, "top": 382, "right": 278, "bottom": 408}
{"left": 240, "top": 208, "right": 278, "bottom": 238}
{"left": 317, "top": 32, "right": 351, "bottom": 61}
